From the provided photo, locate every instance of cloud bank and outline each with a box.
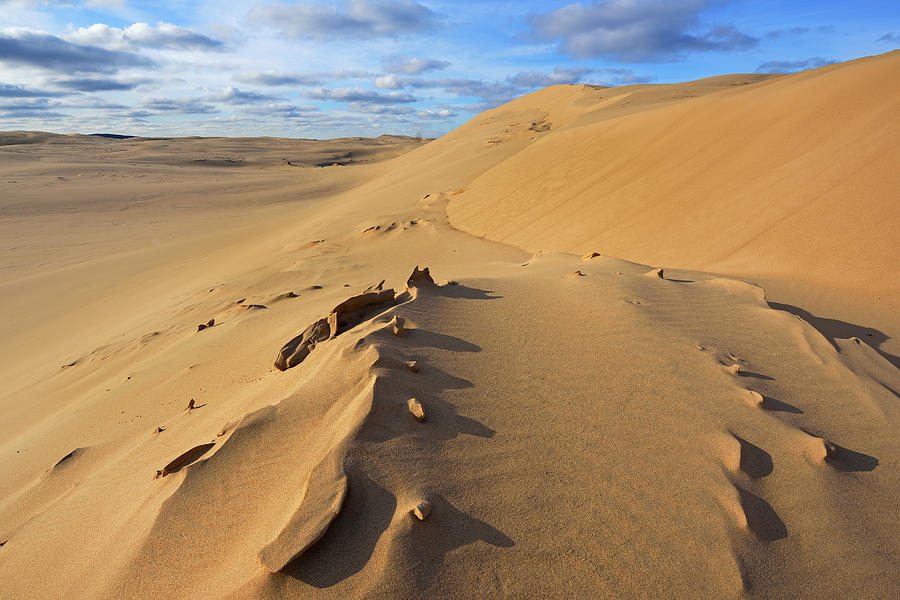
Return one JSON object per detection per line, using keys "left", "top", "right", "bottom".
{"left": 527, "top": 0, "right": 757, "bottom": 62}
{"left": 249, "top": 0, "right": 441, "bottom": 40}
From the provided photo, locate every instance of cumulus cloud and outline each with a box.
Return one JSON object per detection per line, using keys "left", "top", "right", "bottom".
{"left": 383, "top": 55, "right": 449, "bottom": 74}
{"left": 303, "top": 86, "right": 417, "bottom": 104}
{"left": 0, "top": 28, "right": 153, "bottom": 72}
{"left": 52, "top": 77, "right": 151, "bottom": 91}
{"left": 592, "top": 67, "right": 655, "bottom": 85}
{"left": 234, "top": 70, "right": 370, "bottom": 87}
{"left": 63, "top": 96, "right": 129, "bottom": 109}
{"left": 240, "top": 102, "right": 322, "bottom": 120}
{"left": 346, "top": 102, "right": 455, "bottom": 119}
{"left": 331, "top": 69, "right": 371, "bottom": 78}
{"left": 507, "top": 66, "right": 595, "bottom": 87}
{"left": 434, "top": 79, "right": 521, "bottom": 103}
{"left": 348, "top": 102, "right": 415, "bottom": 114}
{"left": 65, "top": 22, "right": 225, "bottom": 51}
{"left": 235, "top": 72, "right": 323, "bottom": 87}
{"left": 415, "top": 108, "right": 455, "bottom": 119}
{"left": 208, "top": 86, "right": 282, "bottom": 104}
{"left": 755, "top": 57, "right": 837, "bottom": 73}
{"left": 457, "top": 101, "right": 499, "bottom": 113}
{"left": 527, "top": 0, "right": 757, "bottom": 62}
{"left": 765, "top": 25, "right": 835, "bottom": 39}
{"left": 373, "top": 73, "right": 405, "bottom": 89}
{"left": 371, "top": 75, "right": 524, "bottom": 106}
{"left": 506, "top": 66, "right": 654, "bottom": 88}
{"left": 124, "top": 109, "right": 153, "bottom": 119}
{"left": 0, "top": 81, "right": 62, "bottom": 97}
{"left": 140, "top": 97, "right": 219, "bottom": 114}
{"left": 0, "top": 97, "right": 66, "bottom": 118}
{"left": 249, "top": 0, "right": 441, "bottom": 40}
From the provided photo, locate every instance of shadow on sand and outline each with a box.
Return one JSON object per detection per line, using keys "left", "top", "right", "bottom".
{"left": 768, "top": 302, "right": 899, "bottom": 369}
{"left": 284, "top": 485, "right": 513, "bottom": 589}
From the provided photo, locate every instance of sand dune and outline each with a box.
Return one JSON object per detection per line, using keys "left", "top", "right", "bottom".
{"left": 447, "top": 51, "right": 900, "bottom": 359}
{"left": 0, "top": 53, "right": 897, "bottom": 599}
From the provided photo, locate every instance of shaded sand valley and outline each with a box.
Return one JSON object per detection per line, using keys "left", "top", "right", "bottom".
{"left": 1, "top": 53, "right": 898, "bottom": 599}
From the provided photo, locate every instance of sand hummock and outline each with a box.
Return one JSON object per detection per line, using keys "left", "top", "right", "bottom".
{"left": 0, "top": 53, "right": 898, "bottom": 599}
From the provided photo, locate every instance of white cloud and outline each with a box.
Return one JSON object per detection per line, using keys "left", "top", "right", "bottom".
{"left": 236, "top": 71, "right": 323, "bottom": 87}
{"left": 234, "top": 70, "right": 372, "bottom": 87}
{"left": 65, "top": 22, "right": 224, "bottom": 51}
{"left": 303, "top": 86, "right": 417, "bottom": 104}
{"left": 0, "top": 27, "right": 153, "bottom": 72}
{"left": 755, "top": 57, "right": 838, "bottom": 73}
{"left": 207, "top": 86, "right": 282, "bottom": 104}
{"left": 50, "top": 76, "right": 152, "bottom": 91}
{"left": 249, "top": 0, "right": 441, "bottom": 40}
{"left": 528, "top": 0, "right": 757, "bottom": 62}
{"left": 383, "top": 55, "right": 449, "bottom": 74}
{"left": 140, "top": 96, "right": 219, "bottom": 114}
{"left": 507, "top": 66, "right": 594, "bottom": 87}
{"left": 373, "top": 73, "right": 404, "bottom": 89}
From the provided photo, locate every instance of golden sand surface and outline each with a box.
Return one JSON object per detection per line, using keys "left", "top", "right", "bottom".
{"left": 0, "top": 52, "right": 897, "bottom": 599}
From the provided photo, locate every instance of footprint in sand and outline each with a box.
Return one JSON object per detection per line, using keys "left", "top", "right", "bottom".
{"left": 734, "top": 485, "right": 788, "bottom": 541}
{"left": 722, "top": 434, "right": 783, "bottom": 540}
{"left": 822, "top": 441, "right": 879, "bottom": 471}
{"left": 731, "top": 434, "right": 774, "bottom": 479}
{"left": 799, "top": 429, "right": 879, "bottom": 471}
{"left": 746, "top": 390, "right": 803, "bottom": 413}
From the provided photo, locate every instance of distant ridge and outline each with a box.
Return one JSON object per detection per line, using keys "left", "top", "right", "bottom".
{"left": 89, "top": 133, "right": 136, "bottom": 139}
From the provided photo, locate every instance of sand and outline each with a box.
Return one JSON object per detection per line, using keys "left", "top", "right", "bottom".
{"left": 0, "top": 52, "right": 897, "bottom": 599}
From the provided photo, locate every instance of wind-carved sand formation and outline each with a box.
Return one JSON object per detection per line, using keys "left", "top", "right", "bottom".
{"left": 260, "top": 267, "right": 439, "bottom": 573}
{"left": 0, "top": 52, "right": 898, "bottom": 599}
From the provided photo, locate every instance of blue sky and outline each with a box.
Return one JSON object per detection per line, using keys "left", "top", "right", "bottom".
{"left": 0, "top": 0, "right": 897, "bottom": 138}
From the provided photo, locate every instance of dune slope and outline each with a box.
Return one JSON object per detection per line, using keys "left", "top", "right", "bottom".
{"left": 447, "top": 51, "right": 900, "bottom": 355}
